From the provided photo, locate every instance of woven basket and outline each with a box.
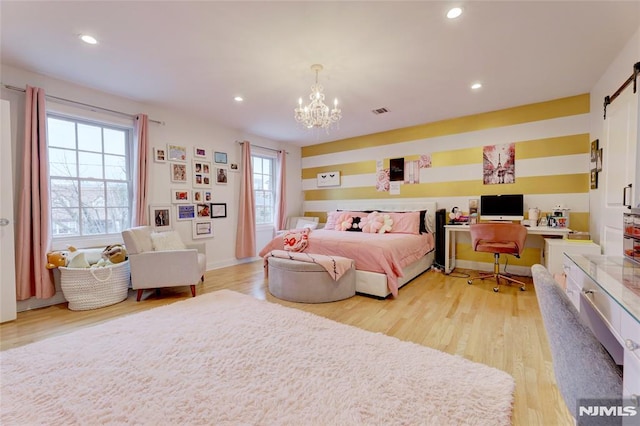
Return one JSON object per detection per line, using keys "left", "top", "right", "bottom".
{"left": 60, "top": 261, "right": 130, "bottom": 311}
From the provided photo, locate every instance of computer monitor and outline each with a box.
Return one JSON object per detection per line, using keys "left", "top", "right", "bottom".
{"left": 480, "top": 194, "right": 524, "bottom": 221}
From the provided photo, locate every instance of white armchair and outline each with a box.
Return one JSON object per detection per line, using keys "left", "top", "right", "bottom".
{"left": 122, "top": 226, "right": 206, "bottom": 302}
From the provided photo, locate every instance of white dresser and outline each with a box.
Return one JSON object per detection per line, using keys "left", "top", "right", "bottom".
{"left": 544, "top": 238, "right": 600, "bottom": 275}
{"left": 562, "top": 254, "right": 640, "bottom": 402}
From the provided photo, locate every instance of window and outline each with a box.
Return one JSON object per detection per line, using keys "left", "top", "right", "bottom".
{"left": 252, "top": 154, "right": 275, "bottom": 225}
{"left": 47, "top": 113, "right": 133, "bottom": 242}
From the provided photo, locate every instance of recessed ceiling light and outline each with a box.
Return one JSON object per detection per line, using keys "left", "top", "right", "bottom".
{"left": 234, "top": 96, "right": 244, "bottom": 102}
{"left": 79, "top": 34, "right": 98, "bottom": 45}
{"left": 447, "top": 7, "right": 463, "bottom": 19}
{"left": 471, "top": 82, "right": 482, "bottom": 90}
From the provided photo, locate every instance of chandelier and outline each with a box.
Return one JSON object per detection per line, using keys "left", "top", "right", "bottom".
{"left": 294, "top": 64, "right": 342, "bottom": 130}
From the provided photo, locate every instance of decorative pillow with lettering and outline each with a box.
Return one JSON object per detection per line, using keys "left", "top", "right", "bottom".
{"left": 282, "top": 228, "right": 310, "bottom": 252}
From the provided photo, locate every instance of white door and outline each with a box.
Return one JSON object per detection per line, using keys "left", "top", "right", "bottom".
{"left": 601, "top": 88, "right": 638, "bottom": 255}
{"left": 0, "top": 99, "right": 17, "bottom": 322}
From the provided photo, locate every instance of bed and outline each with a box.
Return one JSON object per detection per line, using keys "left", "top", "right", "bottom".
{"left": 259, "top": 201, "right": 437, "bottom": 298}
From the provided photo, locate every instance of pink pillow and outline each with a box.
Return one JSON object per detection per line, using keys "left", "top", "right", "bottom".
{"left": 335, "top": 213, "right": 353, "bottom": 231}
{"left": 325, "top": 211, "right": 340, "bottom": 230}
{"left": 387, "top": 211, "right": 420, "bottom": 234}
{"left": 282, "top": 228, "right": 310, "bottom": 252}
{"left": 361, "top": 212, "right": 393, "bottom": 234}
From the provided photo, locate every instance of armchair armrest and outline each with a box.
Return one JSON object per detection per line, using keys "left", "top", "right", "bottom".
{"left": 185, "top": 242, "right": 206, "bottom": 255}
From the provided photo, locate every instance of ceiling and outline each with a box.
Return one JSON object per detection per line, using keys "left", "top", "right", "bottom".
{"left": 1, "top": 1, "right": 638, "bottom": 147}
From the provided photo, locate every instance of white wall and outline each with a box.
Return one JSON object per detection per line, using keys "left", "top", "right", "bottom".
{"left": 589, "top": 27, "right": 640, "bottom": 244}
{"left": 0, "top": 64, "right": 303, "bottom": 275}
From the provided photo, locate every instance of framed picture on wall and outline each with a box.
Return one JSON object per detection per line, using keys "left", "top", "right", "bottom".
{"left": 192, "top": 219, "right": 214, "bottom": 239}
{"left": 214, "top": 151, "right": 228, "bottom": 164}
{"left": 153, "top": 147, "right": 166, "bottom": 163}
{"left": 149, "top": 204, "right": 172, "bottom": 230}
{"left": 170, "top": 163, "right": 187, "bottom": 183}
{"left": 196, "top": 203, "right": 210, "bottom": 218}
{"left": 210, "top": 203, "right": 227, "bottom": 218}
{"left": 590, "top": 169, "right": 598, "bottom": 189}
{"left": 193, "top": 160, "right": 212, "bottom": 188}
{"left": 194, "top": 146, "right": 208, "bottom": 159}
{"left": 176, "top": 204, "right": 195, "bottom": 221}
{"left": 590, "top": 139, "right": 599, "bottom": 169}
{"left": 216, "top": 167, "right": 228, "bottom": 184}
{"left": 167, "top": 144, "right": 187, "bottom": 162}
{"left": 170, "top": 188, "right": 190, "bottom": 204}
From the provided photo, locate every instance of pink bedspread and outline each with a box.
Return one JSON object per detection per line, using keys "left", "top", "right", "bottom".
{"left": 259, "top": 230, "right": 435, "bottom": 296}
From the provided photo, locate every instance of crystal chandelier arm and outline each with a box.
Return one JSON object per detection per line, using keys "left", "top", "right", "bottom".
{"left": 294, "top": 64, "right": 342, "bottom": 130}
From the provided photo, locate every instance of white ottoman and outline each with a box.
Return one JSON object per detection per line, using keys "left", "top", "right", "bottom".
{"left": 267, "top": 256, "right": 356, "bottom": 303}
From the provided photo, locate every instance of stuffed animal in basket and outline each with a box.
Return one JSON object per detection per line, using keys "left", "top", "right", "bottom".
{"left": 45, "top": 251, "right": 68, "bottom": 269}
{"left": 102, "top": 244, "right": 127, "bottom": 264}
{"left": 66, "top": 246, "right": 90, "bottom": 268}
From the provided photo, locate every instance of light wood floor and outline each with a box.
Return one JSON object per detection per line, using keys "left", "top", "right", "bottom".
{"left": 1, "top": 262, "right": 573, "bottom": 425}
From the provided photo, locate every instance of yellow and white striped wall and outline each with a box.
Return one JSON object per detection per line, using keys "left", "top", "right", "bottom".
{"left": 301, "top": 94, "right": 591, "bottom": 274}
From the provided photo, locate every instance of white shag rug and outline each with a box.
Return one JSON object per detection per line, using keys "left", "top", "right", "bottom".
{"left": 1, "top": 290, "right": 514, "bottom": 425}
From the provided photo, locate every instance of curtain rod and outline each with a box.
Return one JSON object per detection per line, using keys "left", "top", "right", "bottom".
{"left": 603, "top": 61, "right": 640, "bottom": 119}
{"left": 237, "top": 140, "right": 289, "bottom": 154}
{"left": 1, "top": 83, "right": 164, "bottom": 125}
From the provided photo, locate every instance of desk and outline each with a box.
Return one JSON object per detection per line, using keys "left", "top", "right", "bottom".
{"left": 444, "top": 224, "right": 571, "bottom": 274}
{"left": 563, "top": 254, "right": 640, "bottom": 400}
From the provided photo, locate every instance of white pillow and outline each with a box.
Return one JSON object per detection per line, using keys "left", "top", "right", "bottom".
{"left": 150, "top": 231, "right": 186, "bottom": 251}
{"left": 294, "top": 218, "right": 318, "bottom": 230}
{"left": 424, "top": 210, "right": 435, "bottom": 234}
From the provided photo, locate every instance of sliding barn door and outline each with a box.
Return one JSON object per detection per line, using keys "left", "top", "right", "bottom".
{"left": 601, "top": 88, "right": 639, "bottom": 255}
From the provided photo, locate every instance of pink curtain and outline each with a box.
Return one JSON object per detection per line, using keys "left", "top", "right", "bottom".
{"left": 15, "top": 86, "right": 54, "bottom": 300}
{"left": 133, "top": 114, "right": 149, "bottom": 226}
{"left": 235, "top": 141, "right": 256, "bottom": 258}
{"left": 275, "top": 150, "right": 287, "bottom": 230}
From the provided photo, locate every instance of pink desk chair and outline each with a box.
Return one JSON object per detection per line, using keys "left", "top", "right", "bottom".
{"left": 467, "top": 223, "right": 528, "bottom": 292}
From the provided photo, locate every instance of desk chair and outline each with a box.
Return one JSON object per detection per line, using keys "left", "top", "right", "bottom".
{"left": 466, "top": 223, "right": 527, "bottom": 292}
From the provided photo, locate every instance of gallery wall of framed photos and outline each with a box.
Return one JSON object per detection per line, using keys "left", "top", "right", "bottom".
{"left": 151, "top": 143, "right": 231, "bottom": 238}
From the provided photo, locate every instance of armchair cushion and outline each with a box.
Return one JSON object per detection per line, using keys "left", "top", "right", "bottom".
{"left": 150, "top": 231, "right": 186, "bottom": 251}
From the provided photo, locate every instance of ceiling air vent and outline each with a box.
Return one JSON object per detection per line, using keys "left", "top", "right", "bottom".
{"left": 372, "top": 107, "right": 389, "bottom": 115}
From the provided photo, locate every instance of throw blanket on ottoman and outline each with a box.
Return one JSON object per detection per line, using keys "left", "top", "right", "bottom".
{"left": 265, "top": 250, "right": 354, "bottom": 281}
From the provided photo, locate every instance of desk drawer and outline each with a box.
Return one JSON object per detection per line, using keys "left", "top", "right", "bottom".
{"left": 621, "top": 311, "right": 640, "bottom": 363}
{"left": 623, "top": 350, "right": 640, "bottom": 398}
{"left": 563, "top": 256, "right": 584, "bottom": 289}
{"left": 565, "top": 276, "right": 581, "bottom": 312}
{"left": 581, "top": 280, "right": 622, "bottom": 341}
{"left": 580, "top": 283, "right": 624, "bottom": 364}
